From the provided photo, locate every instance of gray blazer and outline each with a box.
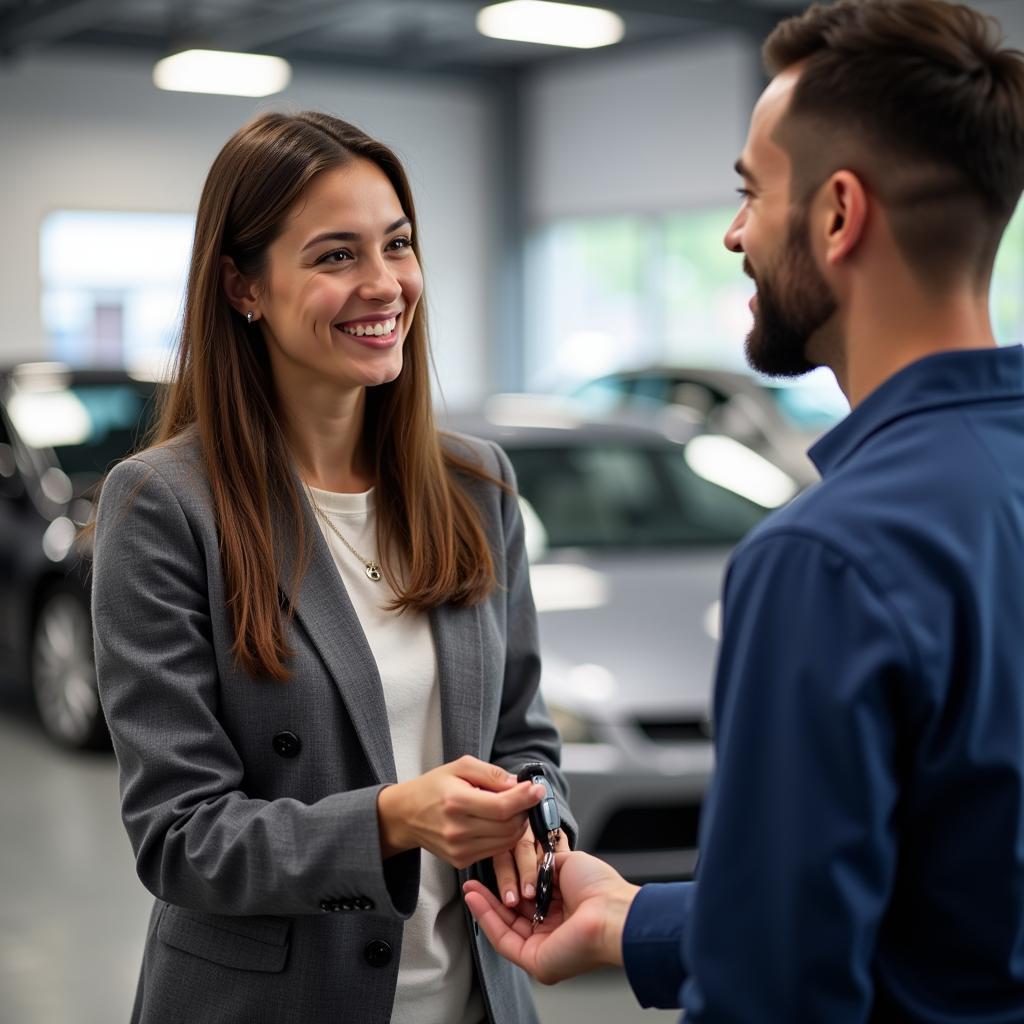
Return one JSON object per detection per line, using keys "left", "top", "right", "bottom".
{"left": 92, "top": 427, "right": 574, "bottom": 1024}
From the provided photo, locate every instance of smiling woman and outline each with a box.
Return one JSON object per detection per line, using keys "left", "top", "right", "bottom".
{"left": 88, "top": 111, "right": 574, "bottom": 1024}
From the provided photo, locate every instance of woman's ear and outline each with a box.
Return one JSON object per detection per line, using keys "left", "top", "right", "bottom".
{"left": 220, "top": 255, "right": 260, "bottom": 320}
{"left": 822, "top": 170, "right": 868, "bottom": 267}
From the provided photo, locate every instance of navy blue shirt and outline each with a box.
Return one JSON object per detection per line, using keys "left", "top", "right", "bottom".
{"left": 623, "top": 346, "right": 1024, "bottom": 1022}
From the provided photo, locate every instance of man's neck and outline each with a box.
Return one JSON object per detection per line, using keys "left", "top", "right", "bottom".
{"left": 832, "top": 282, "right": 996, "bottom": 407}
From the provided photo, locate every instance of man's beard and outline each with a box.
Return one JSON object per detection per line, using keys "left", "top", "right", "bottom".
{"left": 744, "top": 206, "right": 837, "bottom": 378}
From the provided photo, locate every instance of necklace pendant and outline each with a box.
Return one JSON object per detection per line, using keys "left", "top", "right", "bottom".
{"left": 365, "top": 563, "right": 382, "bottom": 582}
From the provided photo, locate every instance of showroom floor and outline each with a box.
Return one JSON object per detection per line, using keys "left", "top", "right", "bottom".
{"left": 0, "top": 695, "right": 678, "bottom": 1024}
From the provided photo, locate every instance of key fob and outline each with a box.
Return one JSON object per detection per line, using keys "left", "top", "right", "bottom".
{"left": 517, "top": 762, "right": 561, "bottom": 844}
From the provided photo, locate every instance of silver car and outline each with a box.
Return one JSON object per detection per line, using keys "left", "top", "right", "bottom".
{"left": 443, "top": 396, "right": 791, "bottom": 880}
{"left": 571, "top": 364, "right": 845, "bottom": 490}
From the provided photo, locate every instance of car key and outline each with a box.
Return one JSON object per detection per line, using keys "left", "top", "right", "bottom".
{"left": 517, "top": 762, "right": 562, "bottom": 927}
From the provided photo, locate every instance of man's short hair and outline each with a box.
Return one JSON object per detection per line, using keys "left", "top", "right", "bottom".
{"left": 764, "top": 0, "right": 1024, "bottom": 288}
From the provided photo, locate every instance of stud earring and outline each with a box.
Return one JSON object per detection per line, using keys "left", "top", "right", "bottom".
{"left": 246, "top": 311, "right": 255, "bottom": 324}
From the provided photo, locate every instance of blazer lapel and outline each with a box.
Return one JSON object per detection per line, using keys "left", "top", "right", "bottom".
{"left": 275, "top": 488, "right": 397, "bottom": 785}
{"left": 430, "top": 602, "right": 484, "bottom": 763}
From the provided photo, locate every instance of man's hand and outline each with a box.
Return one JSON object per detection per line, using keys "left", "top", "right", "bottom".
{"left": 463, "top": 850, "right": 640, "bottom": 984}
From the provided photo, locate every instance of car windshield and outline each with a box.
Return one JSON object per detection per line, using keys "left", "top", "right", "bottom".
{"left": 7, "top": 379, "right": 158, "bottom": 482}
{"left": 506, "top": 441, "right": 775, "bottom": 549}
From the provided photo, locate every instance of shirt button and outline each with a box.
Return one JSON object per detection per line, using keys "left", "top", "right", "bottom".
{"left": 363, "top": 939, "right": 392, "bottom": 967}
{"left": 272, "top": 731, "right": 301, "bottom": 758}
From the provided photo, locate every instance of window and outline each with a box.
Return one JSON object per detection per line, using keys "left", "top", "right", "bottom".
{"left": 528, "top": 200, "right": 1024, "bottom": 393}
{"left": 40, "top": 210, "right": 194, "bottom": 373}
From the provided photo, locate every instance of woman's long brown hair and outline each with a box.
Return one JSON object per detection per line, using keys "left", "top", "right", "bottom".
{"left": 154, "top": 111, "right": 498, "bottom": 681}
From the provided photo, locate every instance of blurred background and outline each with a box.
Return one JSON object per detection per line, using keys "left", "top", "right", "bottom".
{"left": 1, "top": 1, "right": 1022, "bottom": 1020}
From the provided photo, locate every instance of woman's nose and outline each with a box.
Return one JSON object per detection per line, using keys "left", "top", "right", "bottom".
{"left": 358, "top": 255, "right": 402, "bottom": 302}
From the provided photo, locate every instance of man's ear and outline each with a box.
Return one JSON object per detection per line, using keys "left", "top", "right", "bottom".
{"left": 220, "top": 255, "right": 260, "bottom": 319}
{"left": 821, "top": 170, "right": 868, "bottom": 267}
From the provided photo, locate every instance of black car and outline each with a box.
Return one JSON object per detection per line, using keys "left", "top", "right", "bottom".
{"left": 0, "top": 363, "right": 159, "bottom": 748}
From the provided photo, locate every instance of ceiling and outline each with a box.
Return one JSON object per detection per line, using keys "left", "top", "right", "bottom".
{"left": 0, "top": 0, "right": 807, "bottom": 78}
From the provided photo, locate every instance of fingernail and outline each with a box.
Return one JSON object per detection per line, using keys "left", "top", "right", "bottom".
{"left": 505, "top": 890, "right": 516, "bottom": 906}
{"left": 524, "top": 884, "right": 535, "bottom": 898}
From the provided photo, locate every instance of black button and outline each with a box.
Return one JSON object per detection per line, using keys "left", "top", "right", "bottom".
{"left": 272, "top": 731, "right": 301, "bottom": 758}
{"left": 363, "top": 939, "right": 392, "bottom": 967}
{"left": 339, "top": 899, "right": 353, "bottom": 912}
{"left": 354, "top": 897, "right": 374, "bottom": 911}
{"left": 320, "top": 899, "right": 338, "bottom": 913}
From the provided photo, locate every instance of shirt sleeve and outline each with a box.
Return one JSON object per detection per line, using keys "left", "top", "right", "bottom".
{"left": 622, "top": 881, "right": 696, "bottom": 1008}
{"left": 681, "top": 530, "right": 913, "bottom": 1022}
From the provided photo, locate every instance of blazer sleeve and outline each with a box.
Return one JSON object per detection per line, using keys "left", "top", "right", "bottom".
{"left": 483, "top": 441, "right": 578, "bottom": 847}
{"left": 92, "top": 456, "right": 419, "bottom": 918}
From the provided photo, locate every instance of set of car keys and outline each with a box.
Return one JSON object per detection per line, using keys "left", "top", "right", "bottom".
{"left": 517, "top": 762, "right": 562, "bottom": 928}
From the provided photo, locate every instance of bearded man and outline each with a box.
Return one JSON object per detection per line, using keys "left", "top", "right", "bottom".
{"left": 464, "top": 2, "right": 1024, "bottom": 1021}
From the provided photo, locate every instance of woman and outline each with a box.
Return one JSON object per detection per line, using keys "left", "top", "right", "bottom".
{"left": 91, "top": 111, "right": 573, "bottom": 1024}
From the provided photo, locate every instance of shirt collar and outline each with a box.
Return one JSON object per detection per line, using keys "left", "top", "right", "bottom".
{"left": 808, "top": 344, "right": 1024, "bottom": 477}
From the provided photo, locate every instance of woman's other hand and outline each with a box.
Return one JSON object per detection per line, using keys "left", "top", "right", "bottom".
{"left": 377, "top": 755, "right": 544, "bottom": 868}
{"left": 491, "top": 821, "right": 571, "bottom": 907}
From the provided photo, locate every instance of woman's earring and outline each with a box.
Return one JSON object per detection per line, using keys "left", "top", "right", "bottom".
{"left": 246, "top": 310, "right": 255, "bottom": 324}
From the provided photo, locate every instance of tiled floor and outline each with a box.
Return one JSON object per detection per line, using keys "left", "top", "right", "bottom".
{"left": 0, "top": 694, "right": 678, "bottom": 1023}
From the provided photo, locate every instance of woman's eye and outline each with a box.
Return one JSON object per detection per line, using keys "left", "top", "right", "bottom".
{"left": 388, "top": 236, "right": 412, "bottom": 251}
{"left": 317, "top": 249, "right": 352, "bottom": 265}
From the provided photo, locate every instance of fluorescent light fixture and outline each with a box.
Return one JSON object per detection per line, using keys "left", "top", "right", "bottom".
{"left": 153, "top": 49, "right": 291, "bottom": 97}
{"left": 477, "top": 0, "right": 624, "bottom": 49}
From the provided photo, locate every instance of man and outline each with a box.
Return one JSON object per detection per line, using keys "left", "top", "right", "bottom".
{"left": 464, "top": 1, "right": 1024, "bottom": 1019}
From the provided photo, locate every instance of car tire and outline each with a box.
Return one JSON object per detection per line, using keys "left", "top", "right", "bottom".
{"left": 30, "top": 583, "right": 109, "bottom": 750}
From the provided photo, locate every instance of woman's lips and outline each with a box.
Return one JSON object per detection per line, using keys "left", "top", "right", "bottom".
{"left": 333, "top": 313, "right": 400, "bottom": 348}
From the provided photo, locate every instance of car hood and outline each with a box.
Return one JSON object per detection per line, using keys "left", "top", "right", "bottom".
{"left": 531, "top": 548, "right": 730, "bottom": 720}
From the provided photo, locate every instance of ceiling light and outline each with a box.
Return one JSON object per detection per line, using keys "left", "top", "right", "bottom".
{"left": 476, "top": 1, "right": 624, "bottom": 49}
{"left": 153, "top": 49, "right": 291, "bottom": 97}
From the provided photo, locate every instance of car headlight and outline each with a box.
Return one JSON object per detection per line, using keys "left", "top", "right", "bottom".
{"left": 548, "top": 702, "right": 599, "bottom": 744}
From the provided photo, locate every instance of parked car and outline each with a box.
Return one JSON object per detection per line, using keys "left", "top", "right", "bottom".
{"left": 442, "top": 395, "right": 790, "bottom": 880}
{"left": 571, "top": 365, "right": 848, "bottom": 489}
{"left": 0, "top": 363, "right": 159, "bottom": 748}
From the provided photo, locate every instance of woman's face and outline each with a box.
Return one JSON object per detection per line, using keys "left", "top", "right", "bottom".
{"left": 256, "top": 158, "right": 423, "bottom": 394}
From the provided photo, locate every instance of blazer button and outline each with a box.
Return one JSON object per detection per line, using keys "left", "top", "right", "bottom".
{"left": 363, "top": 939, "right": 392, "bottom": 968}
{"left": 272, "top": 731, "right": 301, "bottom": 758}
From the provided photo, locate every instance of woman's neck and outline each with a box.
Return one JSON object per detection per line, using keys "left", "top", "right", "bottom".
{"left": 279, "top": 383, "right": 374, "bottom": 493}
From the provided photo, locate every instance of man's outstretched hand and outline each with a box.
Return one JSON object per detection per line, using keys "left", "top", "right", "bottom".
{"left": 463, "top": 850, "right": 640, "bottom": 985}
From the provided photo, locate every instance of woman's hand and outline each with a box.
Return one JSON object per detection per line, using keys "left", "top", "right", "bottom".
{"left": 491, "top": 820, "right": 570, "bottom": 907}
{"left": 377, "top": 755, "right": 545, "bottom": 869}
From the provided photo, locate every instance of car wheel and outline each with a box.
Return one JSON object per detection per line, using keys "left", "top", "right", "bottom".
{"left": 31, "top": 584, "right": 109, "bottom": 749}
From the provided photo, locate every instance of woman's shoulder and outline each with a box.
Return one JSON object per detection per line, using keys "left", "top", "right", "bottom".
{"left": 102, "top": 425, "right": 210, "bottom": 508}
{"left": 439, "top": 429, "right": 510, "bottom": 482}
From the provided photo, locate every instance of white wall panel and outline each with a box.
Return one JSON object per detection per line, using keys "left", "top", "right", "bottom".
{"left": 524, "top": 34, "right": 758, "bottom": 223}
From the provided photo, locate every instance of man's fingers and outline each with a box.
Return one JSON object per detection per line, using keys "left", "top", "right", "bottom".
{"left": 464, "top": 884, "right": 535, "bottom": 947}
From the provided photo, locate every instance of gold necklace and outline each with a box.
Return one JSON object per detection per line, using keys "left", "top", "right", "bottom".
{"left": 304, "top": 486, "right": 383, "bottom": 582}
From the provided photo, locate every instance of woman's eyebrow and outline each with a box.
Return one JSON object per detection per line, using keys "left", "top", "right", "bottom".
{"left": 301, "top": 217, "right": 411, "bottom": 251}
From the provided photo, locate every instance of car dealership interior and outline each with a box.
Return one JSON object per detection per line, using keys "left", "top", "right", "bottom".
{"left": 3, "top": 1, "right": 1024, "bottom": 1021}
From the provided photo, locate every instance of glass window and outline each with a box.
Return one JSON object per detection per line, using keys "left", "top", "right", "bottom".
{"left": 40, "top": 211, "right": 193, "bottom": 373}
{"left": 529, "top": 200, "right": 1024, "bottom": 397}
{"left": 505, "top": 442, "right": 769, "bottom": 549}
